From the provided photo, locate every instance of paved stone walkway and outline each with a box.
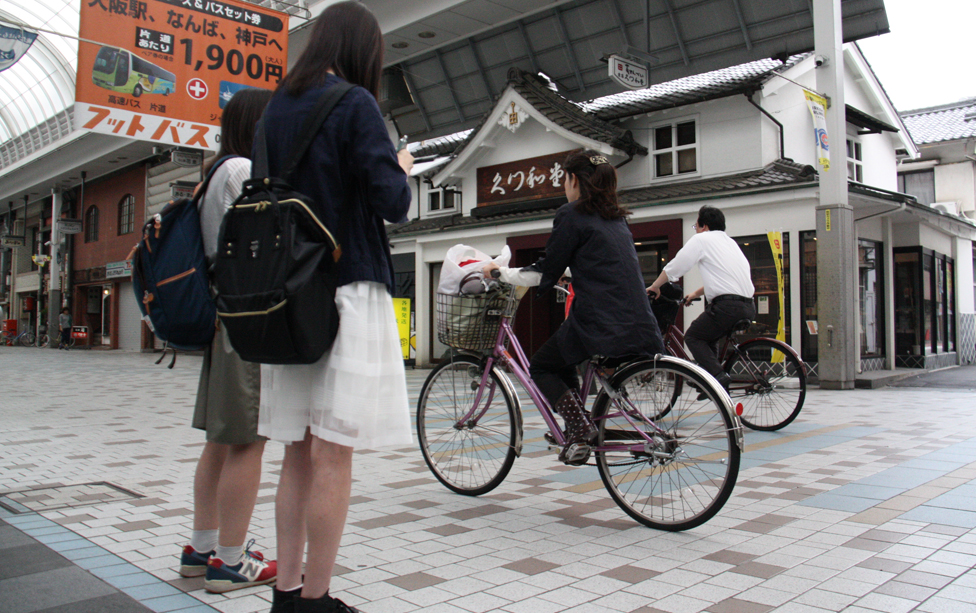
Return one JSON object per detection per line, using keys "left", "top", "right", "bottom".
{"left": 1, "top": 349, "right": 975, "bottom": 613}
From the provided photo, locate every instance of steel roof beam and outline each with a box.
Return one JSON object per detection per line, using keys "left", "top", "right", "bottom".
{"left": 608, "top": 0, "right": 631, "bottom": 47}
{"left": 434, "top": 48, "right": 466, "bottom": 123}
{"left": 729, "top": 0, "right": 754, "bottom": 50}
{"left": 661, "top": 0, "right": 690, "bottom": 65}
{"left": 553, "top": 8, "right": 586, "bottom": 93}
{"left": 467, "top": 40, "right": 494, "bottom": 104}
{"left": 400, "top": 67, "right": 433, "bottom": 133}
{"left": 516, "top": 20, "right": 541, "bottom": 76}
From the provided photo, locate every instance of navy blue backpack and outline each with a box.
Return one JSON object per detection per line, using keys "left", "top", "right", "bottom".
{"left": 132, "top": 157, "right": 235, "bottom": 365}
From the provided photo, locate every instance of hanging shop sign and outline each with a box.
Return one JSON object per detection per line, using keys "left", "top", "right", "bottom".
{"left": 171, "top": 150, "right": 203, "bottom": 168}
{"left": 75, "top": 0, "right": 288, "bottom": 151}
{"left": 171, "top": 181, "right": 197, "bottom": 200}
{"left": 58, "top": 219, "right": 83, "bottom": 235}
{"left": 0, "top": 25, "right": 38, "bottom": 73}
{"left": 608, "top": 55, "right": 648, "bottom": 90}
{"left": 0, "top": 235, "right": 26, "bottom": 248}
{"left": 476, "top": 150, "right": 574, "bottom": 207}
{"left": 106, "top": 260, "right": 133, "bottom": 279}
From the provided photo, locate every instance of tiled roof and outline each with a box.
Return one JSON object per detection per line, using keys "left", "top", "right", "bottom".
{"left": 618, "top": 159, "right": 816, "bottom": 205}
{"left": 388, "top": 159, "right": 816, "bottom": 238}
{"left": 584, "top": 55, "right": 808, "bottom": 121}
{"left": 445, "top": 68, "right": 648, "bottom": 163}
{"left": 407, "top": 130, "right": 473, "bottom": 159}
{"left": 900, "top": 98, "right": 976, "bottom": 145}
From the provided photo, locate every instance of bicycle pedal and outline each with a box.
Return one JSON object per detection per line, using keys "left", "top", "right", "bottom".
{"left": 560, "top": 443, "right": 591, "bottom": 466}
{"left": 544, "top": 432, "right": 558, "bottom": 445}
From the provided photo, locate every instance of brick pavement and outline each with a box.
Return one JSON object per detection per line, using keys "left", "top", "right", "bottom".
{"left": 1, "top": 349, "right": 975, "bottom": 613}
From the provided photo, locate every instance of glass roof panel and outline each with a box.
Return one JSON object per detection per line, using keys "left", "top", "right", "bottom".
{"left": 0, "top": 0, "right": 78, "bottom": 143}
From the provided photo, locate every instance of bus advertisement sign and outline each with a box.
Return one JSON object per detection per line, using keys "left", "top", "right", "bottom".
{"left": 75, "top": 0, "right": 288, "bottom": 150}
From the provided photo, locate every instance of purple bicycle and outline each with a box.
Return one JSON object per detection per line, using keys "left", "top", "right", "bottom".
{"left": 417, "top": 275, "right": 744, "bottom": 531}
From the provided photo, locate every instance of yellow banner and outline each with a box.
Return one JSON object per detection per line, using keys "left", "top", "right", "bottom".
{"left": 804, "top": 91, "right": 830, "bottom": 172}
{"left": 767, "top": 232, "right": 786, "bottom": 363}
{"left": 393, "top": 297, "right": 412, "bottom": 359}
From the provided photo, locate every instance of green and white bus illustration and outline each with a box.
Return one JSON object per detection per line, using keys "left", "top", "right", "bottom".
{"left": 92, "top": 46, "right": 176, "bottom": 97}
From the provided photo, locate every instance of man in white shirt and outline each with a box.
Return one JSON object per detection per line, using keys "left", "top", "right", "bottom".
{"left": 647, "top": 206, "right": 755, "bottom": 388}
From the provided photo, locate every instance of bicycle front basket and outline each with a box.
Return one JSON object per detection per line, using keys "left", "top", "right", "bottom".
{"left": 436, "top": 286, "right": 520, "bottom": 352}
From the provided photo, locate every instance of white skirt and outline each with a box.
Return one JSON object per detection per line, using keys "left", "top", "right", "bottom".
{"left": 258, "top": 281, "right": 412, "bottom": 449}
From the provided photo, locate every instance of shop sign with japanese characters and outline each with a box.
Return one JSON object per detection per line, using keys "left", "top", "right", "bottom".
{"left": 476, "top": 150, "right": 573, "bottom": 207}
{"left": 75, "top": 0, "right": 289, "bottom": 150}
{"left": 608, "top": 55, "right": 648, "bottom": 90}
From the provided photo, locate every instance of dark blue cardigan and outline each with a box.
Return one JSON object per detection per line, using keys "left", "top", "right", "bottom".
{"left": 257, "top": 75, "right": 411, "bottom": 295}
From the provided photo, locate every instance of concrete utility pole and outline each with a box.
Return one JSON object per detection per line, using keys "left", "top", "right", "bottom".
{"left": 813, "top": 0, "right": 856, "bottom": 389}
{"left": 48, "top": 188, "right": 61, "bottom": 349}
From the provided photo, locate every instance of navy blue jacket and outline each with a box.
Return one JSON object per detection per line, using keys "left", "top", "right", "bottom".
{"left": 529, "top": 202, "right": 665, "bottom": 364}
{"left": 257, "top": 75, "right": 411, "bottom": 295}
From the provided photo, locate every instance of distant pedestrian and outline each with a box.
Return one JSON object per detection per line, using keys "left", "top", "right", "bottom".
{"left": 58, "top": 308, "right": 72, "bottom": 350}
{"left": 257, "top": 3, "right": 413, "bottom": 612}
{"left": 176, "top": 87, "right": 278, "bottom": 594}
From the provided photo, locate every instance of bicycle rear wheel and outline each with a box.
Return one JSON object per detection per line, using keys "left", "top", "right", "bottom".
{"left": 38, "top": 334, "right": 50, "bottom": 347}
{"left": 724, "top": 339, "right": 805, "bottom": 431}
{"left": 593, "top": 359, "right": 740, "bottom": 531}
{"left": 417, "top": 355, "right": 519, "bottom": 496}
{"left": 19, "top": 332, "right": 35, "bottom": 347}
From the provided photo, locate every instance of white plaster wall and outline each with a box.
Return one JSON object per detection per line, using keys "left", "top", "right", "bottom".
{"left": 934, "top": 162, "right": 976, "bottom": 215}
{"left": 759, "top": 55, "right": 899, "bottom": 191}
{"left": 919, "top": 225, "right": 954, "bottom": 255}
{"left": 857, "top": 217, "right": 883, "bottom": 242}
{"left": 954, "top": 236, "right": 975, "bottom": 314}
{"left": 891, "top": 222, "right": 919, "bottom": 247}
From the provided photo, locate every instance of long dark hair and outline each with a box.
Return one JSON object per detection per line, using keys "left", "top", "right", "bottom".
{"left": 204, "top": 87, "right": 273, "bottom": 172}
{"left": 279, "top": 1, "right": 383, "bottom": 98}
{"left": 564, "top": 149, "right": 628, "bottom": 220}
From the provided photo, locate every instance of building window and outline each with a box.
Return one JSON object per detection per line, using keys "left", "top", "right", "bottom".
{"left": 85, "top": 206, "right": 99, "bottom": 243}
{"left": 858, "top": 239, "right": 884, "bottom": 357}
{"left": 846, "top": 138, "right": 863, "bottom": 182}
{"left": 734, "top": 233, "right": 790, "bottom": 343}
{"left": 897, "top": 170, "right": 935, "bottom": 205}
{"left": 894, "top": 247, "right": 955, "bottom": 361}
{"left": 428, "top": 188, "right": 460, "bottom": 212}
{"left": 118, "top": 194, "right": 134, "bottom": 235}
{"left": 652, "top": 119, "right": 697, "bottom": 178}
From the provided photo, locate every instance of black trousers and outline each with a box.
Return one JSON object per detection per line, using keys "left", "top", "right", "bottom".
{"left": 60, "top": 327, "right": 71, "bottom": 346}
{"left": 685, "top": 297, "right": 756, "bottom": 380}
{"left": 529, "top": 333, "right": 579, "bottom": 408}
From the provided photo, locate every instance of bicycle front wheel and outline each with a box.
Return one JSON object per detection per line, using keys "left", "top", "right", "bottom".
{"left": 724, "top": 339, "right": 805, "bottom": 431}
{"left": 593, "top": 359, "right": 740, "bottom": 531}
{"left": 19, "top": 332, "right": 35, "bottom": 347}
{"left": 417, "top": 355, "right": 519, "bottom": 496}
{"left": 38, "top": 334, "right": 50, "bottom": 348}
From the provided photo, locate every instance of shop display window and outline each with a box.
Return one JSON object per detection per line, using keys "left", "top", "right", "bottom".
{"left": 894, "top": 247, "right": 955, "bottom": 358}
{"left": 858, "top": 239, "right": 884, "bottom": 357}
{"left": 734, "top": 233, "right": 790, "bottom": 343}
{"left": 800, "top": 232, "right": 817, "bottom": 362}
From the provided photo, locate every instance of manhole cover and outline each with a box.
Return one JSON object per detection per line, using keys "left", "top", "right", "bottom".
{"left": 0, "top": 482, "right": 143, "bottom": 514}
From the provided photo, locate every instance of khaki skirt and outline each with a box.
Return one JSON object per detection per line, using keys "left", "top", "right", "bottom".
{"left": 193, "top": 327, "right": 264, "bottom": 445}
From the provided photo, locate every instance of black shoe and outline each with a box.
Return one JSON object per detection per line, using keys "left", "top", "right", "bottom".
{"left": 696, "top": 374, "right": 731, "bottom": 400}
{"left": 270, "top": 586, "right": 301, "bottom": 613}
{"left": 295, "top": 593, "right": 360, "bottom": 613}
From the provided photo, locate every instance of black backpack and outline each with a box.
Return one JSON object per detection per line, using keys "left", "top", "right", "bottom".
{"left": 211, "top": 82, "right": 354, "bottom": 364}
{"left": 132, "top": 156, "right": 236, "bottom": 365}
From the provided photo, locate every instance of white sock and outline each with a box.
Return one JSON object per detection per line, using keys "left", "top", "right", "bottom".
{"left": 189, "top": 530, "right": 218, "bottom": 554}
{"left": 216, "top": 544, "right": 244, "bottom": 566}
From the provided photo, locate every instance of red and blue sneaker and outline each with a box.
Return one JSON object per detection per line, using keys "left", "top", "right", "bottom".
{"left": 204, "top": 541, "right": 277, "bottom": 593}
{"left": 178, "top": 545, "right": 214, "bottom": 578}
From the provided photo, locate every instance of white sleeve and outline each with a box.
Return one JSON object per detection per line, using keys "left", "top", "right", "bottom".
{"left": 498, "top": 267, "right": 542, "bottom": 286}
{"left": 663, "top": 236, "right": 702, "bottom": 282}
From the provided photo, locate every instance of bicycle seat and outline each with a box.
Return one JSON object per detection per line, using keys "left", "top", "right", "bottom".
{"left": 731, "top": 319, "right": 752, "bottom": 334}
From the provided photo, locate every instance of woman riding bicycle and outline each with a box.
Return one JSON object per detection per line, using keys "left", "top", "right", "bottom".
{"left": 484, "top": 148, "right": 665, "bottom": 465}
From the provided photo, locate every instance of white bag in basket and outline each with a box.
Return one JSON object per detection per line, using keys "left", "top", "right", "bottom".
{"left": 437, "top": 244, "right": 511, "bottom": 295}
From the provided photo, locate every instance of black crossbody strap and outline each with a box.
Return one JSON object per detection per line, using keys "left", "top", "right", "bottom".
{"left": 252, "top": 81, "right": 355, "bottom": 181}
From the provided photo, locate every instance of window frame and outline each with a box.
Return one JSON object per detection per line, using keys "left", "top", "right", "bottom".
{"left": 84, "top": 205, "right": 99, "bottom": 243}
{"left": 427, "top": 187, "right": 460, "bottom": 214}
{"left": 650, "top": 116, "right": 700, "bottom": 181}
{"left": 846, "top": 136, "right": 863, "bottom": 183}
{"left": 117, "top": 194, "right": 135, "bottom": 236}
